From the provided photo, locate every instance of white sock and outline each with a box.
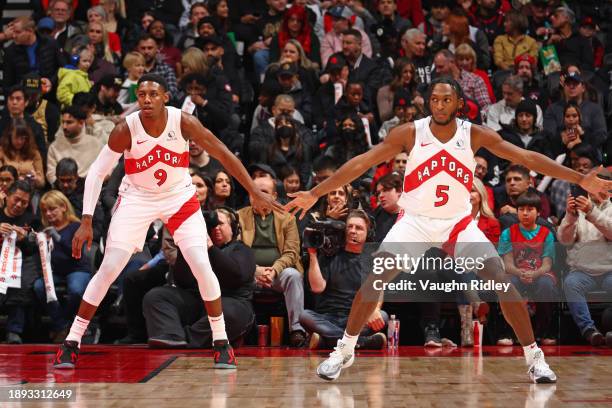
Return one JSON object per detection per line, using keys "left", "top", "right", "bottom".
{"left": 523, "top": 342, "right": 540, "bottom": 365}
{"left": 209, "top": 314, "right": 228, "bottom": 342}
{"left": 66, "top": 316, "right": 90, "bottom": 346}
{"left": 340, "top": 332, "right": 358, "bottom": 352}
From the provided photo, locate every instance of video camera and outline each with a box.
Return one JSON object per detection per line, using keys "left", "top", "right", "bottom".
{"left": 303, "top": 219, "right": 346, "bottom": 256}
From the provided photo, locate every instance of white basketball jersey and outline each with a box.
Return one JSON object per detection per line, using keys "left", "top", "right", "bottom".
{"left": 123, "top": 106, "right": 191, "bottom": 192}
{"left": 397, "top": 116, "right": 476, "bottom": 219}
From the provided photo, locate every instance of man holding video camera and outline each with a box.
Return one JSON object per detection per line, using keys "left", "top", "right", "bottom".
{"left": 300, "top": 209, "right": 388, "bottom": 349}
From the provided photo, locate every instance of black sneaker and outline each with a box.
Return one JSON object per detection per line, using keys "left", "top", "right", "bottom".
{"left": 289, "top": 330, "right": 307, "bottom": 348}
{"left": 213, "top": 340, "right": 237, "bottom": 369}
{"left": 424, "top": 324, "right": 442, "bottom": 347}
{"left": 584, "top": 328, "right": 604, "bottom": 346}
{"left": 53, "top": 341, "right": 79, "bottom": 369}
{"left": 357, "top": 333, "right": 387, "bottom": 350}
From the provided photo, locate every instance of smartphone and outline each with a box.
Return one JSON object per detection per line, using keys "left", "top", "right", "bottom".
{"left": 570, "top": 184, "right": 588, "bottom": 198}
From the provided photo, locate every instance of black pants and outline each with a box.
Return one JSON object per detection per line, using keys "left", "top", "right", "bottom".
{"left": 142, "top": 285, "right": 255, "bottom": 348}
{"left": 122, "top": 264, "right": 168, "bottom": 340}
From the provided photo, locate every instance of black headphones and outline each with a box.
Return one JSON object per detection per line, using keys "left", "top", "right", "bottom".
{"left": 347, "top": 208, "right": 376, "bottom": 242}
{"left": 215, "top": 205, "right": 241, "bottom": 240}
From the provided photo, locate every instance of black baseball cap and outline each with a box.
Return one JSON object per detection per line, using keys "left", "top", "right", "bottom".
{"left": 248, "top": 163, "right": 277, "bottom": 179}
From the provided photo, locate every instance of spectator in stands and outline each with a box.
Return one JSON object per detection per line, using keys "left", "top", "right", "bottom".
{"left": 320, "top": 5, "right": 372, "bottom": 68}
{"left": 433, "top": 49, "right": 492, "bottom": 111}
{"left": 327, "top": 112, "right": 370, "bottom": 164}
{"left": 331, "top": 29, "right": 389, "bottom": 108}
{"left": 2, "top": 16, "right": 64, "bottom": 96}
{"left": 311, "top": 155, "right": 338, "bottom": 188}
{"left": 455, "top": 43, "right": 495, "bottom": 103}
{"left": 274, "top": 62, "right": 313, "bottom": 126}
{"left": 266, "top": 39, "right": 320, "bottom": 96}
{"left": 100, "top": 0, "right": 137, "bottom": 53}
{"left": 498, "top": 191, "right": 558, "bottom": 345}
{"left": 494, "top": 164, "right": 552, "bottom": 231}
{"left": 180, "top": 47, "right": 208, "bottom": 78}
{"left": 54, "top": 158, "right": 105, "bottom": 243}
{"left": 247, "top": 0, "right": 287, "bottom": 78}
{"left": 335, "top": 81, "right": 376, "bottom": 138}
{"left": 93, "top": 74, "right": 124, "bottom": 118}
{"left": 547, "top": 6, "right": 594, "bottom": 71}
{"left": 0, "top": 181, "right": 41, "bottom": 344}
{"left": 143, "top": 207, "right": 255, "bottom": 348}
{"left": 442, "top": 10, "right": 491, "bottom": 70}
{"left": 268, "top": 5, "right": 321, "bottom": 68}
{"left": 373, "top": 173, "right": 401, "bottom": 242}
{"left": 72, "top": 92, "right": 114, "bottom": 144}
{"left": 191, "top": 171, "right": 212, "bottom": 209}
{"left": 378, "top": 89, "right": 416, "bottom": 141}
{"left": 377, "top": 57, "right": 423, "bottom": 123}
{"left": 238, "top": 176, "right": 307, "bottom": 347}
{"left": 374, "top": 0, "right": 412, "bottom": 37}
{"left": 543, "top": 71, "right": 606, "bottom": 157}
{"left": 560, "top": 169, "right": 612, "bottom": 346}
{"left": 22, "top": 73, "right": 60, "bottom": 146}
{"left": 549, "top": 143, "right": 599, "bottom": 219}
{"left": 148, "top": 20, "right": 181, "bottom": 73}
{"left": 400, "top": 28, "right": 432, "bottom": 84}
{"left": 278, "top": 165, "right": 301, "bottom": 204}
{"left": 208, "top": 169, "right": 235, "bottom": 208}
{"left": 188, "top": 139, "right": 222, "bottom": 176}
{"left": 87, "top": 21, "right": 119, "bottom": 66}
{"left": 0, "top": 165, "right": 18, "bottom": 208}
{"left": 493, "top": 10, "right": 538, "bottom": 71}
{"left": 34, "top": 190, "right": 91, "bottom": 343}
{"left": 178, "top": 72, "right": 232, "bottom": 137}
{"left": 0, "top": 119, "right": 45, "bottom": 190}
{"left": 46, "top": 106, "right": 104, "bottom": 184}
{"left": 178, "top": 2, "right": 209, "bottom": 49}
{"left": 467, "top": 0, "right": 508, "bottom": 46}
{"left": 528, "top": 0, "right": 551, "bottom": 40}
{"left": 48, "top": 0, "right": 85, "bottom": 52}
{"left": 207, "top": 0, "right": 232, "bottom": 34}
{"left": 486, "top": 75, "right": 543, "bottom": 132}
{"left": 499, "top": 99, "right": 551, "bottom": 165}
{"left": 136, "top": 34, "right": 179, "bottom": 96}
{"left": 306, "top": 185, "right": 352, "bottom": 227}
{"left": 263, "top": 113, "right": 311, "bottom": 185}
{"left": 302, "top": 209, "right": 388, "bottom": 349}
{"left": 514, "top": 54, "right": 547, "bottom": 108}
{"left": 118, "top": 52, "right": 146, "bottom": 110}
{"left": 56, "top": 47, "right": 94, "bottom": 108}
{"left": 87, "top": 6, "right": 122, "bottom": 58}
{"left": 313, "top": 54, "right": 348, "bottom": 129}
{"left": 578, "top": 17, "right": 603, "bottom": 70}
{"left": 0, "top": 86, "right": 47, "bottom": 156}
{"left": 198, "top": 34, "right": 242, "bottom": 104}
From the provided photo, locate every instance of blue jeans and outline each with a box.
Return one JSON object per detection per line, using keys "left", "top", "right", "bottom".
{"left": 34, "top": 272, "right": 91, "bottom": 331}
{"left": 6, "top": 306, "right": 26, "bottom": 334}
{"left": 299, "top": 309, "right": 389, "bottom": 348}
{"left": 510, "top": 274, "right": 559, "bottom": 301}
{"left": 563, "top": 270, "right": 612, "bottom": 335}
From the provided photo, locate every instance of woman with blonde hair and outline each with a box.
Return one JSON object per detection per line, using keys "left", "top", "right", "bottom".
{"left": 87, "top": 7, "right": 121, "bottom": 57}
{"left": 86, "top": 20, "right": 117, "bottom": 65}
{"left": 33, "top": 190, "right": 91, "bottom": 343}
{"left": 454, "top": 43, "right": 495, "bottom": 103}
{"left": 265, "top": 39, "right": 320, "bottom": 91}
{"left": 179, "top": 47, "right": 209, "bottom": 79}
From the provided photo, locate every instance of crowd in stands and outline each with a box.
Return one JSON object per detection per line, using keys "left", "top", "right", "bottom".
{"left": 0, "top": 0, "right": 611, "bottom": 349}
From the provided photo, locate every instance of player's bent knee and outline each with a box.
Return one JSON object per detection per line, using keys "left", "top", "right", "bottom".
{"left": 477, "top": 257, "right": 509, "bottom": 282}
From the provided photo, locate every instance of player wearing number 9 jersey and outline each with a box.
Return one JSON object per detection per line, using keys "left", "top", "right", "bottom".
{"left": 53, "top": 74, "right": 283, "bottom": 370}
{"left": 285, "top": 77, "right": 612, "bottom": 384}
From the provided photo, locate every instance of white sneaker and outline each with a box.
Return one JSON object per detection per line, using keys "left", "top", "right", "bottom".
{"left": 528, "top": 350, "right": 557, "bottom": 383}
{"left": 316, "top": 340, "right": 355, "bottom": 381}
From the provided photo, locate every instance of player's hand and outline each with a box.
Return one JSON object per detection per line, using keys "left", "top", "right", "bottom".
{"left": 72, "top": 219, "right": 93, "bottom": 259}
{"left": 366, "top": 310, "right": 386, "bottom": 331}
{"left": 579, "top": 166, "right": 612, "bottom": 198}
{"left": 249, "top": 189, "right": 284, "bottom": 214}
{"left": 284, "top": 190, "right": 318, "bottom": 220}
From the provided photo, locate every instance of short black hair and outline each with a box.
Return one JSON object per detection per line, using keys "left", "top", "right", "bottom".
{"left": 62, "top": 105, "right": 87, "bottom": 121}
{"left": 56, "top": 158, "right": 79, "bottom": 177}
{"left": 72, "top": 92, "right": 97, "bottom": 109}
{"left": 342, "top": 28, "right": 362, "bottom": 41}
{"left": 7, "top": 180, "right": 32, "bottom": 196}
{"left": 137, "top": 73, "right": 168, "bottom": 92}
{"left": 516, "top": 190, "right": 542, "bottom": 212}
{"left": 427, "top": 77, "right": 465, "bottom": 101}
{"left": 569, "top": 142, "right": 600, "bottom": 166}
{"left": 180, "top": 72, "right": 208, "bottom": 89}
{"left": 505, "top": 163, "right": 530, "bottom": 180}
{"left": 6, "top": 85, "right": 26, "bottom": 99}
{"left": 313, "top": 156, "right": 338, "bottom": 173}
{"left": 0, "top": 165, "right": 18, "bottom": 181}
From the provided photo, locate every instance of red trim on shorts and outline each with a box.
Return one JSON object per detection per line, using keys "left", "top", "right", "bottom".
{"left": 166, "top": 193, "right": 200, "bottom": 235}
{"left": 441, "top": 215, "right": 473, "bottom": 256}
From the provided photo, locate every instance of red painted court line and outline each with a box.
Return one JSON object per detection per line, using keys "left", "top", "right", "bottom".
{"left": 0, "top": 345, "right": 610, "bottom": 384}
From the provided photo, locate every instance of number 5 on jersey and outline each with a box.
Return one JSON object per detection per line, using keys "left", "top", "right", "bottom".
{"left": 434, "top": 185, "right": 449, "bottom": 207}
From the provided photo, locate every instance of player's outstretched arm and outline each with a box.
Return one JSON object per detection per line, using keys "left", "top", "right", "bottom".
{"left": 182, "top": 113, "right": 283, "bottom": 213}
{"left": 473, "top": 125, "right": 612, "bottom": 196}
{"left": 72, "top": 121, "right": 130, "bottom": 259}
{"left": 284, "top": 122, "right": 411, "bottom": 219}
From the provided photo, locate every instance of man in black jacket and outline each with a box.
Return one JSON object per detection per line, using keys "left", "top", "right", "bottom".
{"left": 143, "top": 208, "right": 256, "bottom": 348}
{"left": 2, "top": 16, "right": 65, "bottom": 93}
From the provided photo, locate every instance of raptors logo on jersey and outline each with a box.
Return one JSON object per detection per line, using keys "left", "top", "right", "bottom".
{"left": 123, "top": 107, "right": 192, "bottom": 192}
{"left": 397, "top": 117, "right": 476, "bottom": 219}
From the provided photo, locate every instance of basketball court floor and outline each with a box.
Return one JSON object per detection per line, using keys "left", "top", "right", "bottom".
{"left": 1, "top": 345, "right": 612, "bottom": 407}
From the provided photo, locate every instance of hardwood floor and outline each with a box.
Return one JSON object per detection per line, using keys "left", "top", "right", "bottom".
{"left": 1, "top": 345, "right": 611, "bottom": 407}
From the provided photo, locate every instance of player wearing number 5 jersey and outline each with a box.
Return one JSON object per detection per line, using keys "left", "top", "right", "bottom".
{"left": 53, "top": 74, "right": 282, "bottom": 370}
{"left": 285, "top": 78, "right": 612, "bottom": 384}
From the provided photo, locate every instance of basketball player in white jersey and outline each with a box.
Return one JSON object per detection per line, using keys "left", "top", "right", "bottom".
{"left": 53, "top": 74, "right": 282, "bottom": 369}
{"left": 286, "top": 78, "right": 612, "bottom": 383}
